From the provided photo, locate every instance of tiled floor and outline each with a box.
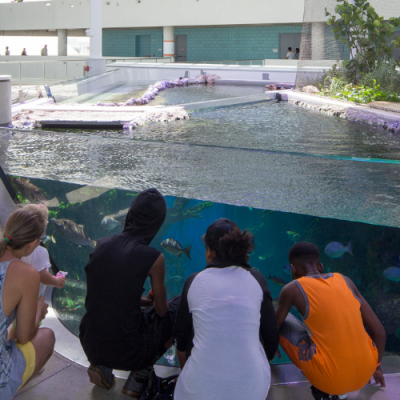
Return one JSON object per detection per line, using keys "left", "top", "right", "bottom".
{"left": 14, "top": 352, "right": 400, "bottom": 400}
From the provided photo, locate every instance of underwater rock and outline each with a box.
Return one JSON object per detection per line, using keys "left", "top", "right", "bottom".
{"left": 9, "top": 176, "right": 47, "bottom": 203}
{"left": 386, "top": 122, "right": 400, "bottom": 133}
{"left": 302, "top": 85, "right": 320, "bottom": 94}
{"left": 125, "top": 98, "right": 136, "bottom": 106}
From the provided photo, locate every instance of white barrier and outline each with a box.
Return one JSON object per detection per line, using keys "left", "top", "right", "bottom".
{"left": 0, "top": 75, "right": 12, "bottom": 126}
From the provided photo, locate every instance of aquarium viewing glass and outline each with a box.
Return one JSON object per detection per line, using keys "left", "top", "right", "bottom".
{"left": 2, "top": 97, "right": 400, "bottom": 367}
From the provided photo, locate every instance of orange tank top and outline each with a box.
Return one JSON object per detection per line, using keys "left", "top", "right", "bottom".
{"left": 296, "top": 273, "right": 378, "bottom": 393}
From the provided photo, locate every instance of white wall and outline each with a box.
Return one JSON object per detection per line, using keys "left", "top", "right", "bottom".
{"left": 1, "top": 0, "right": 305, "bottom": 31}
{"left": 1, "top": 0, "right": 398, "bottom": 33}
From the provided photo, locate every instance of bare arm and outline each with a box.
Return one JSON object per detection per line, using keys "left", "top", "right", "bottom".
{"left": 148, "top": 254, "right": 168, "bottom": 317}
{"left": 275, "top": 283, "right": 296, "bottom": 327}
{"left": 344, "top": 276, "right": 386, "bottom": 386}
{"left": 39, "top": 269, "right": 65, "bottom": 288}
{"left": 177, "top": 350, "right": 187, "bottom": 369}
{"left": 14, "top": 267, "right": 43, "bottom": 344}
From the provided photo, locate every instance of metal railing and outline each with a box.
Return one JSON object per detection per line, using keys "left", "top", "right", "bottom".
{"left": 187, "top": 59, "right": 266, "bottom": 66}
{"left": 105, "top": 57, "right": 174, "bottom": 64}
{"left": 0, "top": 60, "right": 86, "bottom": 86}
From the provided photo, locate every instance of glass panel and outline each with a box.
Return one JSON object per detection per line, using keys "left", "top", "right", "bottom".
{"left": 4, "top": 174, "right": 400, "bottom": 366}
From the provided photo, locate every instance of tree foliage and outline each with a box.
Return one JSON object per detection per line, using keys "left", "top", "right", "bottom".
{"left": 325, "top": 0, "right": 400, "bottom": 82}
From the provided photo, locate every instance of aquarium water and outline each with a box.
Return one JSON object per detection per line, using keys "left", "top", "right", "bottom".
{"left": 3, "top": 97, "right": 400, "bottom": 367}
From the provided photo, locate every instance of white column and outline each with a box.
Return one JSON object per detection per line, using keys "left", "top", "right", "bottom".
{"left": 58, "top": 29, "right": 67, "bottom": 56}
{"left": 163, "top": 26, "right": 175, "bottom": 62}
{"left": 311, "top": 22, "right": 325, "bottom": 60}
{"left": 86, "top": 0, "right": 106, "bottom": 76}
{"left": 90, "top": 0, "right": 102, "bottom": 59}
{"left": 0, "top": 76, "right": 12, "bottom": 127}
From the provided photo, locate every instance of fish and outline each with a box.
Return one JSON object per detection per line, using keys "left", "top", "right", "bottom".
{"left": 101, "top": 207, "right": 129, "bottom": 229}
{"left": 182, "top": 201, "right": 214, "bottom": 218}
{"left": 161, "top": 238, "right": 191, "bottom": 259}
{"left": 51, "top": 218, "right": 96, "bottom": 248}
{"left": 9, "top": 176, "right": 47, "bottom": 203}
{"left": 383, "top": 267, "right": 400, "bottom": 282}
{"left": 166, "top": 201, "right": 214, "bottom": 225}
{"left": 42, "top": 234, "right": 56, "bottom": 249}
{"left": 172, "top": 198, "right": 191, "bottom": 213}
{"left": 287, "top": 231, "right": 301, "bottom": 242}
{"left": 267, "top": 275, "right": 288, "bottom": 286}
{"left": 324, "top": 241, "right": 353, "bottom": 259}
{"left": 101, "top": 216, "right": 122, "bottom": 230}
{"left": 282, "top": 263, "right": 292, "bottom": 275}
{"left": 258, "top": 244, "right": 277, "bottom": 260}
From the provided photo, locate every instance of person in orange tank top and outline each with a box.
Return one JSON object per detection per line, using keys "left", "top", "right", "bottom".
{"left": 275, "top": 242, "right": 386, "bottom": 400}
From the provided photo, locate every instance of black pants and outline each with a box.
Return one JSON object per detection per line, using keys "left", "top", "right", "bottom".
{"left": 134, "top": 295, "right": 181, "bottom": 372}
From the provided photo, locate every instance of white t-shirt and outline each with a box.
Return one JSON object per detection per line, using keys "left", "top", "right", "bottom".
{"left": 22, "top": 246, "right": 51, "bottom": 298}
{"left": 174, "top": 266, "right": 273, "bottom": 400}
{"left": 286, "top": 51, "right": 295, "bottom": 59}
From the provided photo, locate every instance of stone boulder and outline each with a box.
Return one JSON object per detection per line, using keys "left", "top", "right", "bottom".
{"left": 302, "top": 85, "right": 320, "bottom": 94}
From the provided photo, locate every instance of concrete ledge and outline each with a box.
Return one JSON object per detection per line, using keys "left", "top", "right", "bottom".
{"left": 182, "top": 93, "right": 273, "bottom": 111}
{"left": 287, "top": 91, "right": 400, "bottom": 133}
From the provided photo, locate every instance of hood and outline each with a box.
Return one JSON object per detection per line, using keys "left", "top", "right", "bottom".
{"left": 123, "top": 188, "right": 166, "bottom": 245}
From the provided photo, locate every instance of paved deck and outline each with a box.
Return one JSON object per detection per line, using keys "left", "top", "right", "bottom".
{"left": 15, "top": 352, "right": 400, "bottom": 400}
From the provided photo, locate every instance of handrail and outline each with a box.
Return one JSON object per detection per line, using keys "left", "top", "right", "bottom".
{"left": 0, "top": 59, "right": 86, "bottom": 86}
{"left": 187, "top": 59, "right": 266, "bottom": 66}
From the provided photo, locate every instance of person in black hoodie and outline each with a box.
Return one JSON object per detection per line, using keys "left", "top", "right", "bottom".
{"left": 79, "top": 188, "right": 180, "bottom": 397}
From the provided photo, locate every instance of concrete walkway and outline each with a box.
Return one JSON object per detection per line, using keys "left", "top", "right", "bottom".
{"left": 14, "top": 352, "right": 400, "bottom": 400}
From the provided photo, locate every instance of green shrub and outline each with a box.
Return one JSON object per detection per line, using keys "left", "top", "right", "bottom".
{"left": 319, "top": 79, "right": 400, "bottom": 104}
{"left": 360, "top": 60, "right": 400, "bottom": 94}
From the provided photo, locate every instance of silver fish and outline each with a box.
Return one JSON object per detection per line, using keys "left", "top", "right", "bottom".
{"left": 161, "top": 238, "right": 191, "bottom": 260}
{"left": 51, "top": 218, "right": 96, "bottom": 248}
{"left": 101, "top": 216, "right": 122, "bottom": 230}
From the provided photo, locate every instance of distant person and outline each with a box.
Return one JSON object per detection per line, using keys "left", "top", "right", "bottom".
{"left": 80, "top": 188, "right": 180, "bottom": 397}
{"left": 276, "top": 242, "right": 386, "bottom": 400}
{"left": 294, "top": 48, "right": 300, "bottom": 59}
{"left": 285, "top": 47, "right": 294, "bottom": 59}
{"left": 41, "top": 45, "right": 48, "bottom": 56}
{"left": 5, "top": 46, "right": 10, "bottom": 55}
{"left": 174, "top": 218, "right": 279, "bottom": 400}
{"left": 0, "top": 204, "right": 55, "bottom": 400}
{"left": 21, "top": 48, "right": 27, "bottom": 56}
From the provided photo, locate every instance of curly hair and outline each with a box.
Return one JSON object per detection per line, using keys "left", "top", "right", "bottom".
{"left": 218, "top": 227, "right": 254, "bottom": 265}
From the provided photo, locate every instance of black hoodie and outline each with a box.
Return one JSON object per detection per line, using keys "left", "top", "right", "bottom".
{"left": 79, "top": 189, "right": 167, "bottom": 370}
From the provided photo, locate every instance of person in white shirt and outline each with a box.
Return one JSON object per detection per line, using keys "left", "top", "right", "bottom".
{"left": 174, "top": 218, "right": 279, "bottom": 400}
{"left": 285, "top": 47, "right": 295, "bottom": 60}
{"left": 41, "top": 45, "right": 48, "bottom": 56}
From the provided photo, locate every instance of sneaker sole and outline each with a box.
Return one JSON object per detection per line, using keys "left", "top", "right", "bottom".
{"left": 87, "top": 366, "right": 115, "bottom": 390}
{"left": 121, "top": 387, "right": 143, "bottom": 398}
